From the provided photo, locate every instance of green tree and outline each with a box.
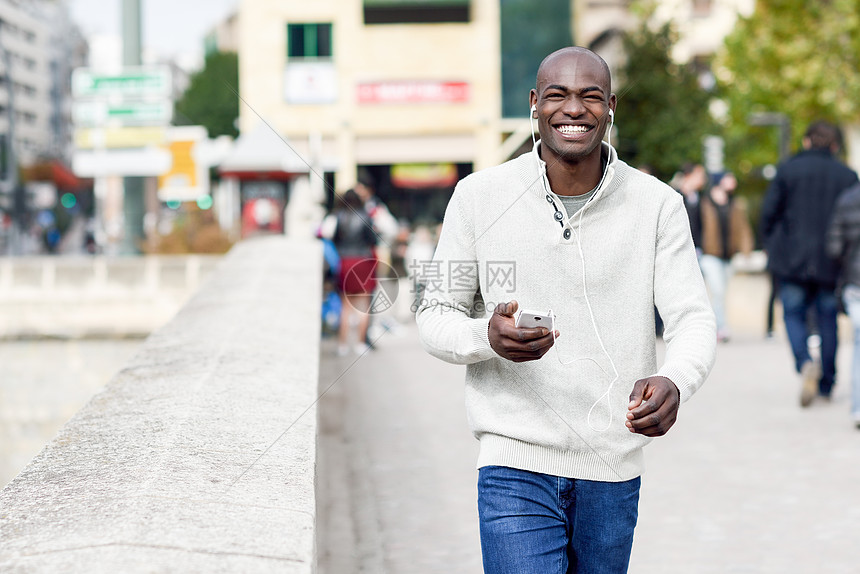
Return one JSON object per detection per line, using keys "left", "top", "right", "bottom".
{"left": 615, "top": 17, "right": 715, "bottom": 181}
{"left": 174, "top": 51, "right": 239, "bottom": 138}
{"left": 714, "top": 0, "right": 860, "bottom": 174}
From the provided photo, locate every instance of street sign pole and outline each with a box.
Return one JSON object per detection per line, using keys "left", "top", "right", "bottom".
{"left": 121, "top": 0, "right": 145, "bottom": 256}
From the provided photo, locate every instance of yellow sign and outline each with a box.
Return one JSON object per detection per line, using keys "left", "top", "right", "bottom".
{"left": 158, "top": 140, "right": 197, "bottom": 189}
{"left": 157, "top": 126, "right": 209, "bottom": 201}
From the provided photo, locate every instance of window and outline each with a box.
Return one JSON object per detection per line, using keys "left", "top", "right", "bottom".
{"left": 692, "top": 0, "right": 712, "bottom": 17}
{"left": 364, "top": 0, "right": 470, "bottom": 24}
{"left": 500, "top": 0, "right": 571, "bottom": 117}
{"left": 287, "top": 23, "right": 332, "bottom": 59}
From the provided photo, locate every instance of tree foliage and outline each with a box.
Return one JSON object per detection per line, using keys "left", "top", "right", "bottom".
{"left": 615, "top": 17, "right": 714, "bottom": 181}
{"left": 174, "top": 51, "right": 239, "bottom": 138}
{"left": 714, "top": 0, "right": 860, "bottom": 172}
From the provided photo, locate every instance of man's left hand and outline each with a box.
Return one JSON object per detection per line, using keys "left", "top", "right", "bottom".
{"left": 626, "top": 376, "right": 680, "bottom": 437}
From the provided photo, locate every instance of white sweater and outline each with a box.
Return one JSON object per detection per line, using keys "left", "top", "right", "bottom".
{"left": 416, "top": 142, "right": 716, "bottom": 482}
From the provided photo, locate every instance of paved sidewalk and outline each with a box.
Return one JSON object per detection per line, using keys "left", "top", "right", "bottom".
{"left": 318, "top": 322, "right": 481, "bottom": 574}
{"left": 317, "top": 273, "right": 860, "bottom": 573}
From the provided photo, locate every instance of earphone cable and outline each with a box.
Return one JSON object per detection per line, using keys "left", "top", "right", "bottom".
{"left": 530, "top": 108, "right": 621, "bottom": 432}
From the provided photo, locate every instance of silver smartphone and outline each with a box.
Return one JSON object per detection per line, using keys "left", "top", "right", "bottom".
{"left": 515, "top": 309, "right": 555, "bottom": 330}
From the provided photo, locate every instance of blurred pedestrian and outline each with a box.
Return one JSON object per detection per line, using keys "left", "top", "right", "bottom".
{"left": 355, "top": 170, "right": 399, "bottom": 253}
{"left": 700, "top": 171, "right": 753, "bottom": 342}
{"left": 328, "top": 189, "right": 378, "bottom": 356}
{"left": 761, "top": 120, "right": 858, "bottom": 407}
{"left": 417, "top": 47, "right": 715, "bottom": 573}
{"left": 355, "top": 171, "right": 399, "bottom": 347}
{"left": 826, "top": 181, "right": 860, "bottom": 428}
{"left": 673, "top": 162, "right": 707, "bottom": 255}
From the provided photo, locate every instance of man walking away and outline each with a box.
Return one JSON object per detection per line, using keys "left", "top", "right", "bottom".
{"left": 761, "top": 120, "right": 858, "bottom": 407}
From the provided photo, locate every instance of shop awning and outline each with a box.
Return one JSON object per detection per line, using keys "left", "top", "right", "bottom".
{"left": 22, "top": 160, "right": 88, "bottom": 190}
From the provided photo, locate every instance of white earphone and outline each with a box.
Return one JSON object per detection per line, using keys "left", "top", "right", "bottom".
{"left": 526, "top": 100, "right": 620, "bottom": 432}
{"left": 607, "top": 109, "right": 614, "bottom": 146}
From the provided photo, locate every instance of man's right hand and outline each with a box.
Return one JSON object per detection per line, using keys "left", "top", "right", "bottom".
{"left": 488, "top": 301, "right": 558, "bottom": 362}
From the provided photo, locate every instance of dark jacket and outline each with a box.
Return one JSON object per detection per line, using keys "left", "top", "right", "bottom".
{"left": 760, "top": 148, "right": 858, "bottom": 285}
{"left": 826, "top": 182, "right": 860, "bottom": 288}
{"left": 681, "top": 193, "right": 702, "bottom": 248}
{"left": 333, "top": 209, "right": 376, "bottom": 258}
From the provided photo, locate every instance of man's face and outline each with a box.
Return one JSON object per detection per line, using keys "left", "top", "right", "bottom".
{"left": 689, "top": 165, "right": 706, "bottom": 191}
{"left": 530, "top": 51, "right": 615, "bottom": 164}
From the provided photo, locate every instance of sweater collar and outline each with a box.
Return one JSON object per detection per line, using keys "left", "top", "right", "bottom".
{"left": 531, "top": 139, "right": 617, "bottom": 202}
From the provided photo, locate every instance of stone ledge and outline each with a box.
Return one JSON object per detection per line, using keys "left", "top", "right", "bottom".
{"left": 0, "top": 236, "right": 322, "bottom": 573}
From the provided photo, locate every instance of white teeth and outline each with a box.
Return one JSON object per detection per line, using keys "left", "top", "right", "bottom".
{"left": 556, "top": 125, "right": 589, "bottom": 134}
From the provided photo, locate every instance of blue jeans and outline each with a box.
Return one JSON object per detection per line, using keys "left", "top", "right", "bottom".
{"left": 478, "top": 466, "right": 640, "bottom": 574}
{"left": 842, "top": 284, "right": 860, "bottom": 419}
{"left": 779, "top": 279, "right": 838, "bottom": 395}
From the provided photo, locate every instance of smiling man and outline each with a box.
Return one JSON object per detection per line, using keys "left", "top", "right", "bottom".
{"left": 416, "top": 47, "right": 716, "bottom": 573}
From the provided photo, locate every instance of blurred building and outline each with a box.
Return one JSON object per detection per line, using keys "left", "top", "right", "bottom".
{"left": 0, "top": 0, "right": 85, "bottom": 168}
{"left": 203, "top": 9, "right": 239, "bottom": 56}
{"left": 234, "top": 0, "right": 502, "bottom": 229}
{"left": 230, "top": 0, "right": 752, "bottom": 230}
{"left": 0, "top": 0, "right": 87, "bottom": 255}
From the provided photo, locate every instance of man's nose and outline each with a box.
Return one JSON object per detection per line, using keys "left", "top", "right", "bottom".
{"left": 560, "top": 96, "right": 586, "bottom": 117}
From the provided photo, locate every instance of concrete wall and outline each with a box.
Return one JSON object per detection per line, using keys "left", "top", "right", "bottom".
{"left": 0, "top": 236, "right": 323, "bottom": 573}
{"left": 0, "top": 255, "right": 221, "bottom": 338}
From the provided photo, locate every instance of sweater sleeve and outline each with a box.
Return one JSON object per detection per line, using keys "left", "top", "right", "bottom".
{"left": 654, "top": 196, "right": 717, "bottom": 403}
{"left": 415, "top": 184, "right": 498, "bottom": 365}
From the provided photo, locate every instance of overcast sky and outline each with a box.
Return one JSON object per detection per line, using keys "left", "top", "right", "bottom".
{"left": 69, "top": 0, "right": 238, "bottom": 70}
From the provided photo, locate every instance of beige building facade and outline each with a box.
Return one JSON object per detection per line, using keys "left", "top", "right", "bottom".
{"left": 237, "top": 0, "right": 502, "bottom": 193}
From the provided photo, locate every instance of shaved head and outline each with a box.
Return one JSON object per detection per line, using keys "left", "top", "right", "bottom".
{"left": 536, "top": 47, "right": 611, "bottom": 93}
{"left": 528, "top": 45, "right": 616, "bottom": 177}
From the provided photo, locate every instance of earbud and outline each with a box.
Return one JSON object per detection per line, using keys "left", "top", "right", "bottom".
{"left": 531, "top": 104, "right": 537, "bottom": 118}
{"left": 606, "top": 109, "right": 615, "bottom": 147}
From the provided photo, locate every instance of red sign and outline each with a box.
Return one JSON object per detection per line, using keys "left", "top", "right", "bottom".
{"left": 357, "top": 81, "right": 470, "bottom": 104}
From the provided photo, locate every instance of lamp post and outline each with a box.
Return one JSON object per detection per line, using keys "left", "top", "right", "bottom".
{"left": 748, "top": 111, "right": 791, "bottom": 163}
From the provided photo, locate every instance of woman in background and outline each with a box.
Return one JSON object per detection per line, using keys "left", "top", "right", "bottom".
{"left": 330, "top": 189, "right": 378, "bottom": 356}
{"left": 700, "top": 171, "right": 754, "bottom": 342}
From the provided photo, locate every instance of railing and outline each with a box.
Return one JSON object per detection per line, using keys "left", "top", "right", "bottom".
{"left": 0, "top": 236, "right": 322, "bottom": 573}
{"left": 0, "top": 254, "right": 222, "bottom": 338}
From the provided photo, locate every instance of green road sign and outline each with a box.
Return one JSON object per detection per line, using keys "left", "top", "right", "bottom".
{"left": 72, "top": 66, "right": 172, "bottom": 100}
